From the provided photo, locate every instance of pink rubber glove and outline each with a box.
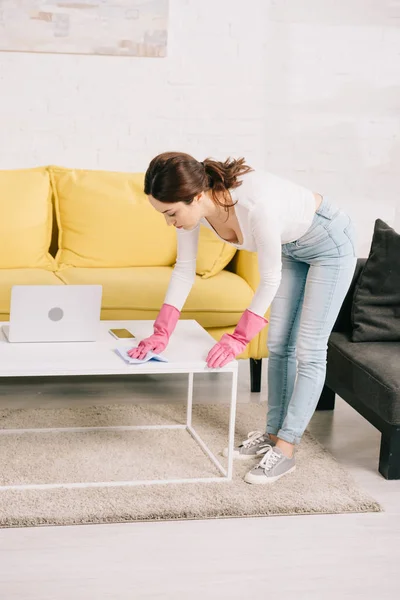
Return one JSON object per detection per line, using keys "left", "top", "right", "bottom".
{"left": 206, "top": 309, "right": 268, "bottom": 368}
{"left": 127, "top": 304, "right": 180, "bottom": 360}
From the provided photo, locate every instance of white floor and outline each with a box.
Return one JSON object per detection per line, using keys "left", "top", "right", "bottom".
{"left": 0, "top": 360, "right": 399, "bottom": 600}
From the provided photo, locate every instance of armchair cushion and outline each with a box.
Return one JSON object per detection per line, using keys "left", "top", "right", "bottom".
{"left": 351, "top": 219, "right": 400, "bottom": 342}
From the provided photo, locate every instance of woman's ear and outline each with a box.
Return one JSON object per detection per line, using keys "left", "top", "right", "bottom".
{"left": 194, "top": 192, "right": 204, "bottom": 203}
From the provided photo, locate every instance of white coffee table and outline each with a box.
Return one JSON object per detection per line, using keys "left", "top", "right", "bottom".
{"left": 0, "top": 320, "right": 238, "bottom": 491}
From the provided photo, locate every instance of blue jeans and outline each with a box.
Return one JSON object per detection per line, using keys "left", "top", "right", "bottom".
{"left": 266, "top": 197, "right": 357, "bottom": 444}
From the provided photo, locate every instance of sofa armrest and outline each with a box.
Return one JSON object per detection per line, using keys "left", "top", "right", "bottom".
{"left": 333, "top": 258, "right": 367, "bottom": 333}
{"left": 230, "top": 250, "right": 269, "bottom": 359}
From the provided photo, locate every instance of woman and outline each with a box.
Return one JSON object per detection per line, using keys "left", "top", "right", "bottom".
{"left": 128, "top": 152, "right": 357, "bottom": 485}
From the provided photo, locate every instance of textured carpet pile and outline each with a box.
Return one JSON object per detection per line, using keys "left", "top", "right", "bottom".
{"left": 0, "top": 402, "right": 381, "bottom": 528}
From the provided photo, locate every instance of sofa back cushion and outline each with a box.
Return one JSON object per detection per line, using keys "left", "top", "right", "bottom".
{"left": 351, "top": 219, "right": 400, "bottom": 342}
{"left": 0, "top": 168, "right": 56, "bottom": 270}
{"left": 196, "top": 227, "right": 237, "bottom": 278}
{"left": 50, "top": 166, "right": 236, "bottom": 277}
{"left": 50, "top": 167, "right": 177, "bottom": 268}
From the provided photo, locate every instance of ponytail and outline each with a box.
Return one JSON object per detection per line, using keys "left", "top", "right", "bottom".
{"left": 203, "top": 157, "right": 253, "bottom": 210}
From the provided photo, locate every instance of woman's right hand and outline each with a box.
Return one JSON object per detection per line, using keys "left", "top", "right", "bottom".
{"left": 127, "top": 334, "right": 168, "bottom": 360}
{"left": 127, "top": 303, "right": 181, "bottom": 360}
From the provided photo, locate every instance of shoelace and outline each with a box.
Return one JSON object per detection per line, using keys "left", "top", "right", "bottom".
{"left": 257, "top": 446, "right": 281, "bottom": 472}
{"left": 241, "top": 430, "right": 268, "bottom": 449}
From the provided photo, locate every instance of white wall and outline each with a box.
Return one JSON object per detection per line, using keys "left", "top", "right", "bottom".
{"left": 0, "top": 0, "right": 399, "bottom": 256}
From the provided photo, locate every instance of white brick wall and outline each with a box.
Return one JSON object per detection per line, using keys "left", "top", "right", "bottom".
{"left": 0, "top": 0, "right": 399, "bottom": 256}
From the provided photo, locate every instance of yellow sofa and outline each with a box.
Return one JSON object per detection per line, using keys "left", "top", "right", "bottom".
{"left": 0, "top": 166, "right": 269, "bottom": 388}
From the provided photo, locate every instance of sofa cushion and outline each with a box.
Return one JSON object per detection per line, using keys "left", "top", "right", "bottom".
{"left": 0, "top": 269, "right": 64, "bottom": 319}
{"left": 351, "top": 219, "right": 400, "bottom": 342}
{"left": 50, "top": 167, "right": 177, "bottom": 268}
{"left": 50, "top": 166, "right": 237, "bottom": 278}
{"left": 327, "top": 331, "right": 400, "bottom": 425}
{"left": 0, "top": 168, "right": 56, "bottom": 270}
{"left": 196, "top": 226, "right": 237, "bottom": 279}
{"left": 55, "top": 267, "right": 253, "bottom": 328}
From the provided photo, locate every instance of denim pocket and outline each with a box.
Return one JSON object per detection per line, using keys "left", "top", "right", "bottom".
{"left": 295, "top": 222, "right": 328, "bottom": 248}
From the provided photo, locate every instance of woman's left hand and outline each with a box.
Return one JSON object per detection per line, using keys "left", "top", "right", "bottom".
{"left": 206, "top": 335, "right": 243, "bottom": 368}
{"left": 206, "top": 309, "right": 268, "bottom": 368}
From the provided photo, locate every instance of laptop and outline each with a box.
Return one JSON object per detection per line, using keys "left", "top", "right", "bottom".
{"left": 3, "top": 285, "right": 103, "bottom": 343}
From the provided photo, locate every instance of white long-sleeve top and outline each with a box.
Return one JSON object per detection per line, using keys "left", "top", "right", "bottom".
{"left": 164, "top": 170, "right": 316, "bottom": 317}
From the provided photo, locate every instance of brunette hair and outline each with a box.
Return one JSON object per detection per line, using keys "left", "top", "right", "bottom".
{"left": 144, "top": 151, "right": 253, "bottom": 211}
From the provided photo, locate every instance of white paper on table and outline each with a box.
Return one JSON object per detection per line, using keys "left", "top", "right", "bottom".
{"left": 114, "top": 347, "right": 168, "bottom": 364}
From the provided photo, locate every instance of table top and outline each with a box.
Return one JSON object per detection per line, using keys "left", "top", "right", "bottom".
{"left": 0, "top": 320, "right": 238, "bottom": 377}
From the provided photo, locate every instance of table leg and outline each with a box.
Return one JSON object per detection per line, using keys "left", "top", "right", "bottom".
{"left": 227, "top": 368, "right": 238, "bottom": 480}
{"left": 186, "top": 372, "right": 194, "bottom": 427}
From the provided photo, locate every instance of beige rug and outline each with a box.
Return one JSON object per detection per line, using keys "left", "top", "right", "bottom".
{"left": 0, "top": 403, "right": 381, "bottom": 528}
